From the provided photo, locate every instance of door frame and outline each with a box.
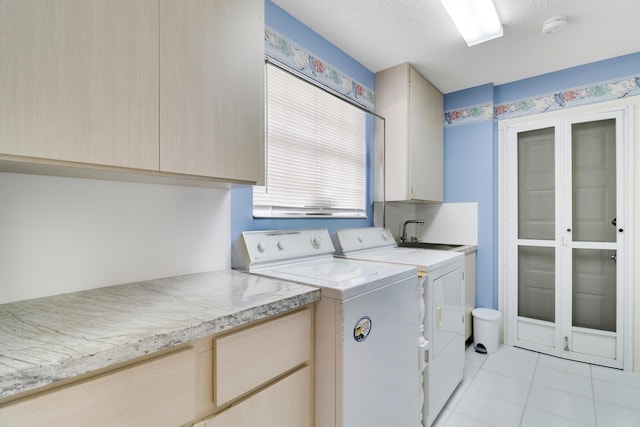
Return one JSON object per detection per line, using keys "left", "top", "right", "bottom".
{"left": 498, "top": 99, "right": 635, "bottom": 371}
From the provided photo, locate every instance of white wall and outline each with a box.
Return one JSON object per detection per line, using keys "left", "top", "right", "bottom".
{"left": 0, "top": 172, "right": 231, "bottom": 304}
{"left": 383, "top": 202, "right": 478, "bottom": 245}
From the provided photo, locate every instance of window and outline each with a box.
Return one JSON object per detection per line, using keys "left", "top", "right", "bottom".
{"left": 253, "top": 63, "right": 367, "bottom": 218}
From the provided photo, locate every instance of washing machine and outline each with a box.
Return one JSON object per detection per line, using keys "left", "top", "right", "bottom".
{"left": 332, "top": 227, "right": 465, "bottom": 427}
{"left": 232, "top": 228, "right": 422, "bottom": 427}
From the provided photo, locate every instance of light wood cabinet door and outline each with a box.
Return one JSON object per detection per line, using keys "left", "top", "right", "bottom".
{"left": 0, "top": 0, "right": 159, "bottom": 170}
{"left": 409, "top": 66, "right": 443, "bottom": 202}
{"left": 193, "top": 307, "right": 313, "bottom": 421}
{"left": 198, "top": 367, "right": 312, "bottom": 427}
{"left": 159, "top": 0, "right": 264, "bottom": 183}
{"left": 0, "top": 348, "right": 196, "bottom": 427}
{"left": 214, "top": 307, "right": 311, "bottom": 406}
{"left": 375, "top": 62, "right": 443, "bottom": 202}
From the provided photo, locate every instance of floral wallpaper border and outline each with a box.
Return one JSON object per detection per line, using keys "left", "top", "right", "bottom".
{"left": 444, "top": 74, "right": 640, "bottom": 127}
{"left": 444, "top": 102, "right": 494, "bottom": 126}
{"left": 265, "top": 26, "right": 375, "bottom": 111}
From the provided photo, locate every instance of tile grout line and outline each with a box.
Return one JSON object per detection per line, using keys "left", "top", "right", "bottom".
{"left": 437, "top": 346, "right": 488, "bottom": 426}
{"left": 589, "top": 364, "right": 598, "bottom": 427}
{"left": 518, "top": 352, "right": 538, "bottom": 426}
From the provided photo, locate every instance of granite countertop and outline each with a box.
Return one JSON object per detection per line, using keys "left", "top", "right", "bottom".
{"left": 0, "top": 270, "right": 320, "bottom": 401}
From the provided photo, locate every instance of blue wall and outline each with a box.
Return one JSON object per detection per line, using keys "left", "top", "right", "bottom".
{"left": 444, "top": 51, "right": 640, "bottom": 309}
{"left": 444, "top": 84, "right": 496, "bottom": 309}
{"left": 230, "top": 0, "right": 375, "bottom": 244}
{"left": 444, "top": 120, "right": 497, "bottom": 308}
{"left": 233, "top": 1, "right": 640, "bottom": 310}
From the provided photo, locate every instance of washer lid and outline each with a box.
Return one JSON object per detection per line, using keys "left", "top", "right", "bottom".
{"left": 340, "top": 247, "right": 463, "bottom": 272}
{"left": 253, "top": 257, "right": 416, "bottom": 300}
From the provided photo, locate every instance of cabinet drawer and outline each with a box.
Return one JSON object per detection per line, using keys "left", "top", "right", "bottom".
{"left": 0, "top": 348, "right": 195, "bottom": 427}
{"left": 214, "top": 308, "right": 312, "bottom": 406}
{"left": 198, "top": 366, "right": 311, "bottom": 427}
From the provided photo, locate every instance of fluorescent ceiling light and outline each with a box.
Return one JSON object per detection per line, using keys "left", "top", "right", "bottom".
{"left": 441, "top": 0, "right": 503, "bottom": 46}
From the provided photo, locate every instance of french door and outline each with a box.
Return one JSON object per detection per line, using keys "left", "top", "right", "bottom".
{"left": 504, "top": 109, "right": 629, "bottom": 368}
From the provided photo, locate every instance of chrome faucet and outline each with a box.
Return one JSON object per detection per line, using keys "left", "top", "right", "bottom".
{"left": 400, "top": 219, "right": 425, "bottom": 243}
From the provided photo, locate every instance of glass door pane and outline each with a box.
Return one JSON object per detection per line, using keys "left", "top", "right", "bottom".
{"left": 572, "top": 249, "right": 616, "bottom": 332}
{"left": 518, "top": 246, "right": 555, "bottom": 322}
{"left": 572, "top": 119, "right": 616, "bottom": 242}
{"left": 570, "top": 118, "right": 617, "bottom": 335}
{"left": 518, "top": 127, "right": 555, "bottom": 240}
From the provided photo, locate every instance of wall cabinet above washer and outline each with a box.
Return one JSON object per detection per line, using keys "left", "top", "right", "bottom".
{"left": 0, "top": 0, "right": 160, "bottom": 171}
{"left": 159, "top": 0, "right": 264, "bottom": 183}
{"left": 0, "top": 0, "right": 264, "bottom": 186}
{"left": 375, "top": 63, "right": 443, "bottom": 202}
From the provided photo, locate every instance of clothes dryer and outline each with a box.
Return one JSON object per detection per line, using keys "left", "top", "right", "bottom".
{"left": 332, "top": 227, "right": 465, "bottom": 427}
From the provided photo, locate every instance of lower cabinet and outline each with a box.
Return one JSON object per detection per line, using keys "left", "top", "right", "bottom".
{"left": 0, "top": 306, "right": 314, "bottom": 427}
{"left": 0, "top": 348, "right": 196, "bottom": 427}
{"left": 193, "top": 307, "right": 313, "bottom": 424}
{"left": 196, "top": 367, "right": 311, "bottom": 427}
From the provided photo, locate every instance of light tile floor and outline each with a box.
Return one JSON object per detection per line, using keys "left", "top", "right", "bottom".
{"left": 432, "top": 344, "right": 640, "bottom": 427}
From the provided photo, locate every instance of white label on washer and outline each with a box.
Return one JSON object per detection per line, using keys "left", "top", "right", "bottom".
{"left": 353, "top": 316, "right": 372, "bottom": 342}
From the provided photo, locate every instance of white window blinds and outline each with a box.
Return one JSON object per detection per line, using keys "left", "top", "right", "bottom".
{"left": 253, "top": 63, "right": 367, "bottom": 218}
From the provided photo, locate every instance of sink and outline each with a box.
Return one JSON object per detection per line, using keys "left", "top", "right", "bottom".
{"left": 397, "top": 242, "right": 463, "bottom": 251}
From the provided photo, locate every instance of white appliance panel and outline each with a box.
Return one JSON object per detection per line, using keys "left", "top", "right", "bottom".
{"left": 332, "top": 227, "right": 466, "bottom": 427}
{"left": 431, "top": 268, "right": 465, "bottom": 358}
{"left": 424, "top": 266, "right": 465, "bottom": 427}
{"left": 341, "top": 275, "right": 421, "bottom": 427}
{"left": 255, "top": 257, "right": 416, "bottom": 299}
{"left": 331, "top": 227, "right": 463, "bottom": 272}
{"left": 331, "top": 226, "right": 396, "bottom": 253}
{"left": 232, "top": 228, "right": 334, "bottom": 270}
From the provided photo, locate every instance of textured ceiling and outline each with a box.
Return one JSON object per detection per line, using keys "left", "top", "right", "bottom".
{"left": 271, "top": 0, "right": 640, "bottom": 94}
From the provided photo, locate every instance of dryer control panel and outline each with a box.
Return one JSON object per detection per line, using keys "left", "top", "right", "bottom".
{"left": 332, "top": 227, "right": 396, "bottom": 255}
{"left": 232, "top": 228, "right": 335, "bottom": 269}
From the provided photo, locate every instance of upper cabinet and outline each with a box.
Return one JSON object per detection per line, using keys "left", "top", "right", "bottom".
{"left": 0, "top": 0, "right": 159, "bottom": 170}
{"left": 375, "top": 63, "right": 443, "bottom": 202}
{"left": 0, "top": 0, "right": 264, "bottom": 185}
{"left": 159, "top": 0, "right": 264, "bottom": 182}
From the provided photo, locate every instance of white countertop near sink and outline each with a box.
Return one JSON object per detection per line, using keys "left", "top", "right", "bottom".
{"left": 0, "top": 270, "right": 319, "bottom": 401}
{"left": 398, "top": 242, "right": 478, "bottom": 254}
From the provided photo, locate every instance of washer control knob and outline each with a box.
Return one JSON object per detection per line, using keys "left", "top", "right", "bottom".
{"left": 311, "top": 235, "right": 322, "bottom": 249}
{"left": 257, "top": 242, "right": 267, "bottom": 253}
{"left": 277, "top": 241, "right": 285, "bottom": 250}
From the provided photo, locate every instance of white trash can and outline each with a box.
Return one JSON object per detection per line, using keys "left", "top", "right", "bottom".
{"left": 472, "top": 308, "right": 502, "bottom": 354}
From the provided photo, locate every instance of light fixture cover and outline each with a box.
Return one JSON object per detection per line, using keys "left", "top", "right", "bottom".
{"left": 441, "top": 0, "right": 503, "bottom": 46}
